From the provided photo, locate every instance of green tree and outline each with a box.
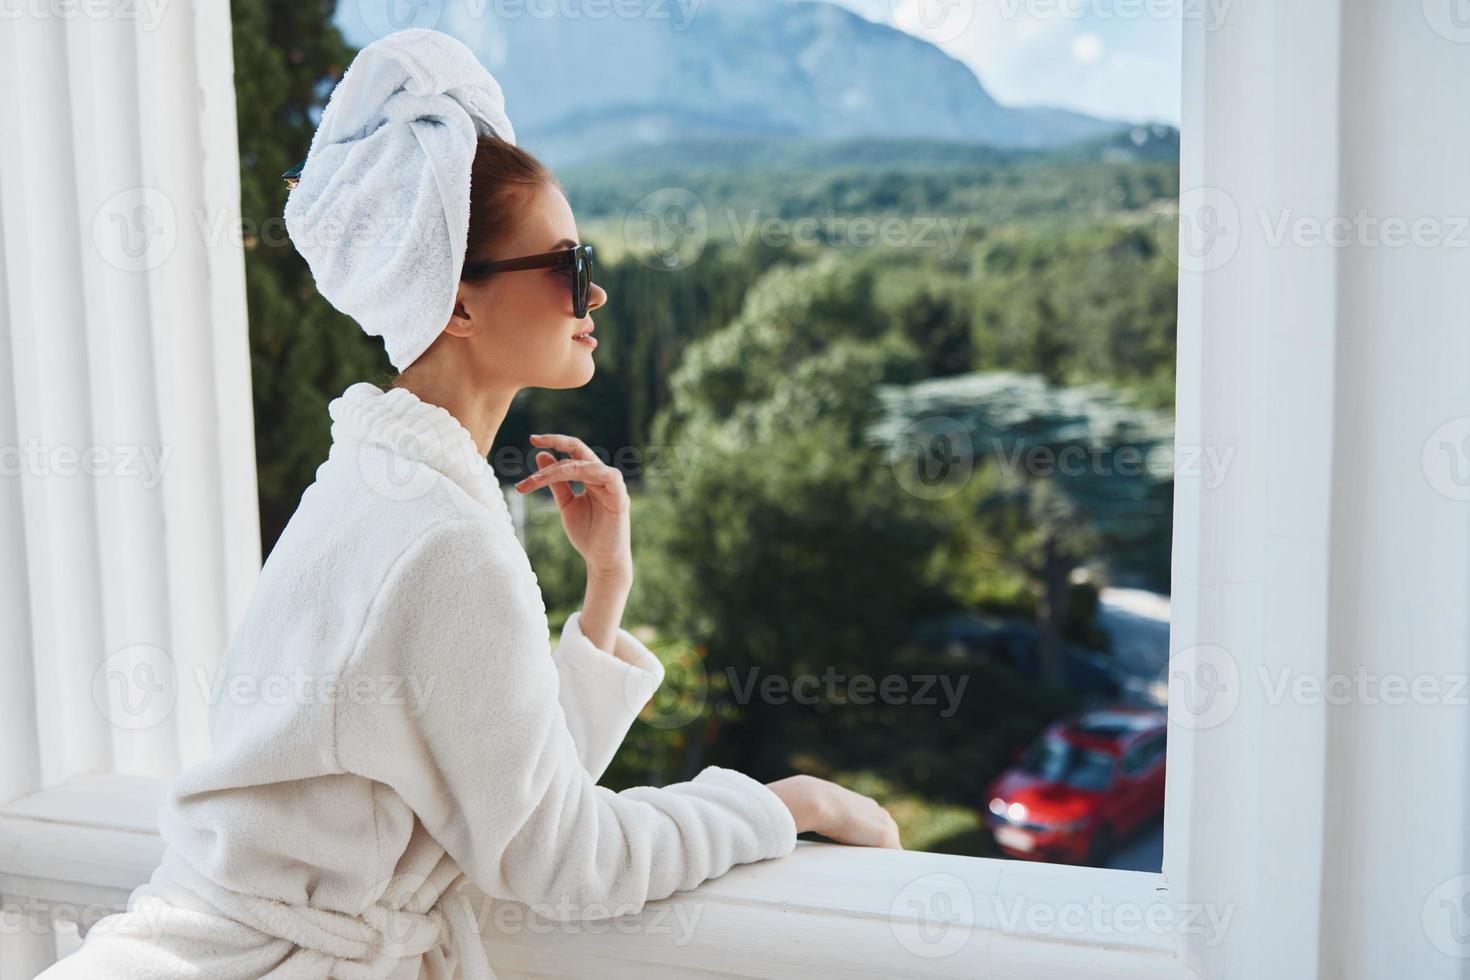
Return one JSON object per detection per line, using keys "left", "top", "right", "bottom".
{"left": 651, "top": 253, "right": 914, "bottom": 444}
{"left": 625, "top": 257, "right": 946, "bottom": 776}
{"left": 965, "top": 225, "right": 1177, "bottom": 406}
{"left": 894, "top": 283, "right": 975, "bottom": 379}
{"left": 232, "top": 0, "right": 384, "bottom": 554}
{"left": 630, "top": 417, "right": 947, "bottom": 776}
{"left": 869, "top": 372, "right": 1173, "bottom": 687}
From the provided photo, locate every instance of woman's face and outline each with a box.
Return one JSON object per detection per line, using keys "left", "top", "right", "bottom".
{"left": 448, "top": 181, "right": 607, "bottom": 391}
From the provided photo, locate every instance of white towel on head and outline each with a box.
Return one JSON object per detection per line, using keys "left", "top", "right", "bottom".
{"left": 284, "top": 28, "right": 517, "bottom": 371}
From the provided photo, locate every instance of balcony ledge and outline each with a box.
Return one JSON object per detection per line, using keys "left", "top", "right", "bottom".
{"left": 1, "top": 775, "right": 1199, "bottom": 979}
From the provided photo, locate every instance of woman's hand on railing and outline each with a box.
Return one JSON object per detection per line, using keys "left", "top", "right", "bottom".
{"left": 765, "top": 774, "right": 903, "bottom": 849}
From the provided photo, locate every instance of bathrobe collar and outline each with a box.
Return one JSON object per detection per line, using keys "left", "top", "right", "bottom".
{"left": 327, "top": 381, "right": 513, "bottom": 525}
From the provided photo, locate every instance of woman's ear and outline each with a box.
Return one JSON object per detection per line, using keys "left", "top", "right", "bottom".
{"left": 444, "top": 283, "right": 476, "bottom": 339}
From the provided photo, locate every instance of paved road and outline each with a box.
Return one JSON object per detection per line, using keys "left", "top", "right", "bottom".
{"left": 1097, "top": 587, "right": 1171, "bottom": 709}
{"left": 1095, "top": 588, "right": 1170, "bottom": 873}
{"left": 1104, "top": 818, "right": 1165, "bottom": 872}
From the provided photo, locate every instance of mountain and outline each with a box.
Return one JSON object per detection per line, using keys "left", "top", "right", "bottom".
{"left": 335, "top": 0, "right": 1134, "bottom": 168}
{"left": 558, "top": 126, "right": 1180, "bottom": 178}
{"left": 566, "top": 134, "right": 1027, "bottom": 175}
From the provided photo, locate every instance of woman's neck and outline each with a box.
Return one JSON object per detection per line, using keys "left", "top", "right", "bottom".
{"left": 391, "top": 361, "right": 518, "bottom": 461}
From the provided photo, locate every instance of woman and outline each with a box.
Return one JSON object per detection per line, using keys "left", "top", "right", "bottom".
{"left": 40, "top": 27, "right": 897, "bottom": 980}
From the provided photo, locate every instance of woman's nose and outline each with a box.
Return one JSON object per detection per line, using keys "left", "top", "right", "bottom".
{"left": 587, "top": 281, "right": 608, "bottom": 313}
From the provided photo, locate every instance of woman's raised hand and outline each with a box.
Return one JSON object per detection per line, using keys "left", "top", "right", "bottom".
{"left": 515, "top": 440, "right": 900, "bottom": 851}
{"left": 765, "top": 774, "right": 903, "bottom": 849}
{"left": 514, "top": 434, "right": 632, "bottom": 578}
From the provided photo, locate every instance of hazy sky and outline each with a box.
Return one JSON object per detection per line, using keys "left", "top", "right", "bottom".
{"left": 822, "top": 0, "right": 1183, "bottom": 124}
{"left": 336, "top": 0, "right": 1184, "bottom": 127}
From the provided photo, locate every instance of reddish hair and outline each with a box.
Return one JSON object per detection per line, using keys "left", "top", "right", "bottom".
{"left": 462, "top": 135, "right": 559, "bottom": 279}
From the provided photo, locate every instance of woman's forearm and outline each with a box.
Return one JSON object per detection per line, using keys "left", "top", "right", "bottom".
{"left": 578, "top": 563, "right": 633, "bottom": 657}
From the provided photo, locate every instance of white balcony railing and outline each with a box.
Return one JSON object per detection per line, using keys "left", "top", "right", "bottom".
{"left": 0, "top": 774, "right": 1195, "bottom": 979}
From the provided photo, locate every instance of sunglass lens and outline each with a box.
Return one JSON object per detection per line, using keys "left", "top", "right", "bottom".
{"left": 576, "top": 249, "right": 590, "bottom": 318}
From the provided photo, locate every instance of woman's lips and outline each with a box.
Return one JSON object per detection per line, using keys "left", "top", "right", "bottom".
{"left": 572, "top": 327, "right": 597, "bottom": 349}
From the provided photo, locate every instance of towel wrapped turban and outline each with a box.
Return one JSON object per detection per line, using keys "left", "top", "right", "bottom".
{"left": 284, "top": 28, "right": 517, "bottom": 371}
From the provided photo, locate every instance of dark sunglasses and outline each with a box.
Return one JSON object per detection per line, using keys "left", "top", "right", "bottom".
{"left": 462, "top": 244, "right": 596, "bottom": 319}
{"left": 283, "top": 159, "right": 595, "bottom": 318}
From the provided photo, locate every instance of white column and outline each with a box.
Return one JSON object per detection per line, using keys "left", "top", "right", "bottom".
{"left": 1168, "top": 1, "right": 1470, "bottom": 978}
{"left": 0, "top": 0, "right": 257, "bottom": 795}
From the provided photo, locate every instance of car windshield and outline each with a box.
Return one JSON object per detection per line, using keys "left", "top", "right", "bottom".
{"left": 1018, "top": 737, "right": 1114, "bottom": 791}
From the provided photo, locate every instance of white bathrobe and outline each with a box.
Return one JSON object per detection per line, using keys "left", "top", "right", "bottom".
{"left": 40, "top": 382, "right": 797, "bottom": 979}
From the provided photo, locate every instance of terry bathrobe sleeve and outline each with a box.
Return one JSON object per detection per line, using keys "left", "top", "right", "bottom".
{"left": 552, "top": 610, "right": 665, "bottom": 782}
{"left": 334, "top": 518, "right": 797, "bottom": 918}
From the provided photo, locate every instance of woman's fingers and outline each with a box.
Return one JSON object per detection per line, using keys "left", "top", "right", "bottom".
{"left": 835, "top": 797, "right": 902, "bottom": 849}
{"left": 773, "top": 775, "right": 904, "bottom": 850}
{"left": 533, "top": 451, "right": 575, "bottom": 508}
{"left": 517, "top": 458, "right": 609, "bottom": 488}
{"left": 841, "top": 791, "right": 902, "bottom": 848}
{"left": 515, "top": 458, "right": 626, "bottom": 505}
{"left": 879, "top": 808, "right": 904, "bottom": 849}
{"left": 528, "top": 432, "right": 600, "bottom": 463}
{"left": 522, "top": 435, "right": 625, "bottom": 509}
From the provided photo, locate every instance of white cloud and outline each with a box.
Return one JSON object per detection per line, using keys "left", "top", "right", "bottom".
{"left": 817, "top": 0, "right": 1180, "bottom": 124}
{"left": 1071, "top": 32, "right": 1105, "bottom": 64}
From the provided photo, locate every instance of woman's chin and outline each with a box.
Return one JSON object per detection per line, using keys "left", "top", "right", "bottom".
{"left": 549, "top": 357, "right": 596, "bottom": 390}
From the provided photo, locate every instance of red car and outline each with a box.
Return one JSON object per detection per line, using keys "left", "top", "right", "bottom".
{"left": 983, "top": 706, "right": 1167, "bottom": 864}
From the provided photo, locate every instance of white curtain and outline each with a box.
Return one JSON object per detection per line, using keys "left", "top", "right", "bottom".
{"left": 1168, "top": 2, "right": 1470, "bottom": 977}
{"left": 0, "top": 4, "right": 257, "bottom": 805}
